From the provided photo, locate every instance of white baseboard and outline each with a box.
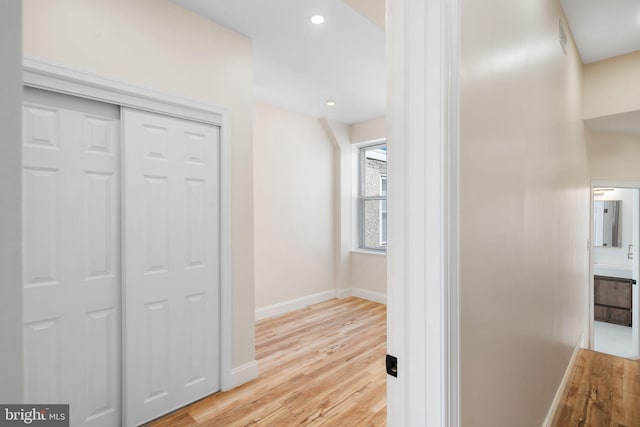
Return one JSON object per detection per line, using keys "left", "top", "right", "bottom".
{"left": 336, "top": 288, "right": 352, "bottom": 299}
{"left": 542, "top": 333, "right": 584, "bottom": 427}
{"left": 230, "top": 360, "right": 259, "bottom": 389}
{"left": 352, "top": 287, "right": 387, "bottom": 304}
{"left": 255, "top": 289, "right": 337, "bottom": 321}
{"left": 255, "top": 288, "right": 388, "bottom": 322}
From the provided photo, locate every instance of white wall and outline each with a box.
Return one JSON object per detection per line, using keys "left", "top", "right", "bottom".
{"left": 584, "top": 51, "right": 640, "bottom": 120}
{"left": 349, "top": 117, "right": 387, "bottom": 296}
{"left": 23, "top": 0, "right": 256, "bottom": 368}
{"left": 593, "top": 188, "right": 634, "bottom": 267}
{"left": 459, "top": 0, "right": 589, "bottom": 425}
{"left": 254, "top": 103, "right": 335, "bottom": 309}
{"left": 256, "top": 110, "right": 388, "bottom": 311}
{"left": 322, "top": 119, "right": 353, "bottom": 295}
{"left": 0, "top": 0, "right": 23, "bottom": 403}
{"left": 351, "top": 252, "right": 387, "bottom": 295}
{"left": 587, "top": 131, "right": 640, "bottom": 182}
{"left": 351, "top": 116, "right": 385, "bottom": 144}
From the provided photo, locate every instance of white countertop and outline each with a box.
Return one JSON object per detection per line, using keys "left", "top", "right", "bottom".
{"left": 593, "top": 264, "right": 634, "bottom": 279}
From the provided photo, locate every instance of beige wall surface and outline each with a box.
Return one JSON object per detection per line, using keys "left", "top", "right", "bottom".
{"left": 321, "top": 119, "right": 353, "bottom": 294}
{"left": 254, "top": 102, "right": 336, "bottom": 308}
{"left": 351, "top": 252, "right": 386, "bottom": 294}
{"left": 460, "top": 0, "right": 589, "bottom": 425}
{"left": 584, "top": 51, "right": 640, "bottom": 120}
{"left": 350, "top": 116, "right": 386, "bottom": 145}
{"left": 23, "top": 0, "right": 256, "bottom": 367}
{"left": 0, "top": 0, "right": 23, "bottom": 402}
{"left": 587, "top": 131, "right": 640, "bottom": 182}
{"left": 342, "top": 0, "right": 385, "bottom": 28}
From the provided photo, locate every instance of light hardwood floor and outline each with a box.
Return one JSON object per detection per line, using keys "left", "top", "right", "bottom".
{"left": 146, "top": 297, "right": 387, "bottom": 426}
{"left": 553, "top": 349, "right": 640, "bottom": 426}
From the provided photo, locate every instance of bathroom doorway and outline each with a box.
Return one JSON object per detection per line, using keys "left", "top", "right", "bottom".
{"left": 591, "top": 183, "right": 640, "bottom": 359}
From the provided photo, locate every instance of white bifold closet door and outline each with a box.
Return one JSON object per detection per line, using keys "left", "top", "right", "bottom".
{"left": 22, "top": 87, "right": 122, "bottom": 427}
{"left": 122, "top": 108, "right": 221, "bottom": 426}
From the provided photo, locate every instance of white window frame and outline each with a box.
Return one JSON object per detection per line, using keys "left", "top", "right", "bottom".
{"left": 358, "top": 141, "right": 387, "bottom": 252}
{"left": 380, "top": 174, "right": 388, "bottom": 246}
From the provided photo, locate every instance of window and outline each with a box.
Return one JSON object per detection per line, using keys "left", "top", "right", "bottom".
{"left": 359, "top": 142, "right": 387, "bottom": 251}
{"left": 380, "top": 175, "right": 387, "bottom": 246}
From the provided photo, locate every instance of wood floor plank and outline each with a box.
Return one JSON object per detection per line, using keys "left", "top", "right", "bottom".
{"left": 146, "top": 412, "right": 198, "bottom": 427}
{"left": 552, "top": 349, "right": 640, "bottom": 427}
{"left": 146, "top": 297, "right": 387, "bottom": 427}
{"left": 622, "top": 358, "right": 640, "bottom": 397}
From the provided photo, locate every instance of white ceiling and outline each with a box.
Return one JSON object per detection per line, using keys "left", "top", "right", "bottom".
{"left": 170, "top": 0, "right": 386, "bottom": 124}
{"left": 561, "top": 0, "right": 640, "bottom": 136}
{"left": 169, "top": 1, "right": 640, "bottom": 126}
{"left": 560, "top": 0, "right": 640, "bottom": 64}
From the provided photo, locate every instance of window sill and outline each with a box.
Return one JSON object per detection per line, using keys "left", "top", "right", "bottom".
{"left": 351, "top": 249, "right": 387, "bottom": 256}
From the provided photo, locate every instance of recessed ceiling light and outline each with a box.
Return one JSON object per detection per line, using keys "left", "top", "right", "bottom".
{"left": 311, "top": 15, "right": 325, "bottom": 25}
{"left": 326, "top": 100, "right": 336, "bottom": 107}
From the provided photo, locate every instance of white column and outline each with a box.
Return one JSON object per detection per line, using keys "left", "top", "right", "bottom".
{"left": 386, "top": 0, "right": 460, "bottom": 425}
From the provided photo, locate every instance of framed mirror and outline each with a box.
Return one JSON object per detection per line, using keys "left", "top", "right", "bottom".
{"left": 593, "top": 200, "right": 621, "bottom": 247}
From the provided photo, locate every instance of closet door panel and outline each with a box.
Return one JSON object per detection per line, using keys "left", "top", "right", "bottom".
{"left": 123, "top": 109, "right": 221, "bottom": 426}
{"left": 22, "top": 88, "right": 121, "bottom": 427}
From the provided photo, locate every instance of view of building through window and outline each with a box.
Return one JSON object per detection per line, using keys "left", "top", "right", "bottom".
{"left": 360, "top": 143, "right": 387, "bottom": 251}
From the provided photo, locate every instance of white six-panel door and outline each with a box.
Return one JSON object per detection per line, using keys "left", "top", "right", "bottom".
{"left": 22, "top": 88, "right": 121, "bottom": 427}
{"left": 122, "top": 108, "right": 221, "bottom": 426}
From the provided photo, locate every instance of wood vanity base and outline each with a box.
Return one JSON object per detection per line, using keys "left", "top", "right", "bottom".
{"left": 594, "top": 275, "right": 633, "bottom": 326}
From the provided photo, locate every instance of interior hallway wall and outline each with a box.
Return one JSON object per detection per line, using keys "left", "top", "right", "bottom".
{"left": 23, "top": 0, "right": 256, "bottom": 368}
{"left": 0, "top": 0, "right": 23, "bottom": 402}
{"left": 459, "top": 0, "right": 589, "bottom": 425}
{"left": 254, "top": 102, "right": 335, "bottom": 309}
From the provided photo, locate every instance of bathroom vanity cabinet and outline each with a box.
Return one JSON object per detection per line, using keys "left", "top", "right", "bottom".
{"left": 594, "top": 275, "right": 634, "bottom": 326}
